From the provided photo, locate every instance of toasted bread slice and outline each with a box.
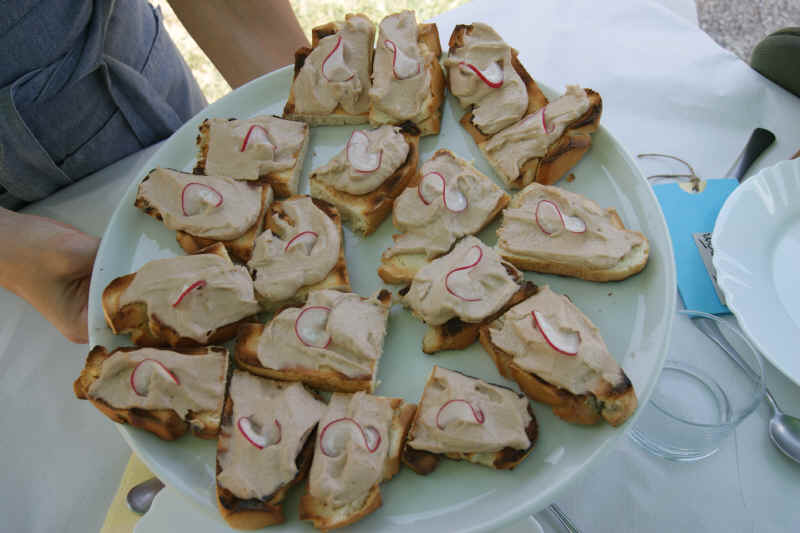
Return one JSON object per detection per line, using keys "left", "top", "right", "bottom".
{"left": 102, "top": 243, "right": 260, "bottom": 347}
{"left": 134, "top": 169, "right": 272, "bottom": 263}
{"left": 250, "top": 197, "right": 351, "bottom": 311}
{"left": 74, "top": 345, "right": 229, "bottom": 441}
{"left": 495, "top": 183, "right": 649, "bottom": 282}
{"left": 283, "top": 15, "right": 376, "bottom": 126}
{"left": 234, "top": 289, "right": 393, "bottom": 393}
{"left": 299, "top": 394, "right": 417, "bottom": 531}
{"left": 473, "top": 89, "right": 603, "bottom": 188}
{"left": 402, "top": 366, "right": 538, "bottom": 474}
{"left": 377, "top": 149, "right": 510, "bottom": 284}
{"left": 369, "top": 14, "right": 446, "bottom": 136}
{"left": 216, "top": 373, "right": 326, "bottom": 530}
{"left": 309, "top": 123, "right": 420, "bottom": 237}
{"left": 477, "top": 287, "right": 638, "bottom": 427}
{"left": 194, "top": 117, "right": 310, "bottom": 198}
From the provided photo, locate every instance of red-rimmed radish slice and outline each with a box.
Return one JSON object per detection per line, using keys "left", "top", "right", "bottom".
{"left": 237, "top": 417, "right": 282, "bottom": 450}
{"left": 172, "top": 280, "right": 207, "bottom": 308}
{"left": 535, "top": 199, "right": 564, "bottom": 235}
{"left": 444, "top": 245, "right": 483, "bottom": 302}
{"left": 346, "top": 130, "right": 382, "bottom": 173}
{"left": 321, "top": 35, "right": 354, "bottom": 82}
{"left": 436, "top": 399, "right": 485, "bottom": 430}
{"left": 319, "top": 417, "right": 381, "bottom": 457}
{"left": 294, "top": 306, "right": 331, "bottom": 348}
{"left": 240, "top": 124, "right": 275, "bottom": 154}
{"left": 130, "top": 359, "right": 180, "bottom": 396}
{"left": 541, "top": 108, "right": 555, "bottom": 134}
{"left": 384, "top": 39, "right": 420, "bottom": 79}
{"left": 284, "top": 230, "right": 318, "bottom": 255}
{"left": 459, "top": 61, "right": 503, "bottom": 88}
{"left": 181, "top": 183, "right": 223, "bottom": 216}
{"left": 418, "top": 172, "right": 468, "bottom": 212}
{"left": 532, "top": 310, "right": 580, "bottom": 355}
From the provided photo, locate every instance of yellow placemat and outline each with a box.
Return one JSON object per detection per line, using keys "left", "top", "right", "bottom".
{"left": 101, "top": 454, "right": 155, "bottom": 533}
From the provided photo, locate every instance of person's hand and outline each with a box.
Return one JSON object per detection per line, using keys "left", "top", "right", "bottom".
{"left": 0, "top": 209, "right": 100, "bottom": 343}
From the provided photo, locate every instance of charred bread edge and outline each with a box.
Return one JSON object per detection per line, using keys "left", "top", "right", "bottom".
{"left": 234, "top": 290, "right": 392, "bottom": 393}
{"left": 101, "top": 243, "right": 259, "bottom": 347}
{"left": 309, "top": 123, "right": 421, "bottom": 237}
{"left": 478, "top": 326, "right": 638, "bottom": 427}
{"left": 401, "top": 366, "right": 538, "bottom": 474}
{"left": 216, "top": 389, "right": 321, "bottom": 529}
{"left": 74, "top": 345, "right": 229, "bottom": 441}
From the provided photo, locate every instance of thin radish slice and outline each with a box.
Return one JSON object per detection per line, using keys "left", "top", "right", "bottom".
{"left": 541, "top": 108, "right": 555, "bottom": 134}
{"left": 294, "top": 306, "right": 331, "bottom": 349}
{"left": 240, "top": 125, "right": 275, "bottom": 154}
{"left": 532, "top": 310, "right": 580, "bottom": 356}
{"left": 459, "top": 61, "right": 503, "bottom": 88}
{"left": 418, "top": 172, "right": 445, "bottom": 205}
{"left": 346, "top": 130, "right": 382, "bottom": 173}
{"left": 384, "top": 39, "right": 420, "bottom": 79}
{"left": 444, "top": 245, "right": 483, "bottom": 302}
{"left": 321, "top": 35, "right": 354, "bottom": 82}
{"left": 181, "top": 183, "right": 223, "bottom": 216}
{"left": 236, "top": 416, "right": 281, "bottom": 450}
{"left": 319, "top": 417, "right": 381, "bottom": 457}
{"left": 535, "top": 199, "right": 565, "bottom": 235}
{"left": 284, "top": 230, "right": 318, "bottom": 255}
{"left": 172, "top": 280, "right": 206, "bottom": 308}
{"left": 563, "top": 214, "right": 586, "bottom": 233}
{"left": 444, "top": 184, "right": 468, "bottom": 212}
{"left": 130, "top": 359, "right": 180, "bottom": 396}
{"left": 436, "top": 399, "right": 485, "bottom": 430}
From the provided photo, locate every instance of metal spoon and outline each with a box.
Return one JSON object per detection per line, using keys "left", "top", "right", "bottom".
{"left": 126, "top": 476, "right": 164, "bottom": 514}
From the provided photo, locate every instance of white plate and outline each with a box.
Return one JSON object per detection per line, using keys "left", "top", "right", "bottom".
{"left": 713, "top": 159, "right": 800, "bottom": 387}
{"left": 88, "top": 65, "right": 675, "bottom": 532}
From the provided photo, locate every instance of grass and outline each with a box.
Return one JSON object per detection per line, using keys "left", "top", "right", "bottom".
{"left": 149, "top": 0, "right": 468, "bottom": 103}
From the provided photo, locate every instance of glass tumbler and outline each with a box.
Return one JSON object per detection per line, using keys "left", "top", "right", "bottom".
{"left": 629, "top": 310, "right": 765, "bottom": 461}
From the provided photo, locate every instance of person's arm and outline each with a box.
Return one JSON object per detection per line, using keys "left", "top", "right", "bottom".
{"left": 166, "top": 0, "right": 309, "bottom": 89}
{"left": 0, "top": 208, "right": 99, "bottom": 343}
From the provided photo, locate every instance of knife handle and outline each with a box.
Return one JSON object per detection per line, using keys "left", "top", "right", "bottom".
{"left": 726, "top": 127, "right": 776, "bottom": 183}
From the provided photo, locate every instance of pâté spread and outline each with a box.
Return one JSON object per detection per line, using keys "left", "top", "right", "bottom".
{"left": 201, "top": 116, "right": 308, "bottom": 180}
{"left": 118, "top": 253, "right": 261, "bottom": 343}
{"left": 217, "top": 371, "right": 326, "bottom": 500}
{"left": 496, "top": 183, "right": 646, "bottom": 270}
{"left": 483, "top": 85, "right": 590, "bottom": 181}
{"left": 487, "top": 286, "right": 626, "bottom": 396}
{"left": 386, "top": 150, "right": 507, "bottom": 259}
{"left": 370, "top": 10, "right": 431, "bottom": 122}
{"left": 406, "top": 366, "right": 531, "bottom": 454}
{"left": 400, "top": 236, "right": 521, "bottom": 326}
{"left": 138, "top": 168, "right": 268, "bottom": 241}
{"left": 88, "top": 347, "right": 228, "bottom": 417}
{"left": 247, "top": 196, "right": 341, "bottom": 303}
{"left": 311, "top": 125, "right": 409, "bottom": 195}
{"left": 444, "top": 23, "right": 528, "bottom": 135}
{"left": 256, "top": 290, "right": 390, "bottom": 381}
{"left": 291, "top": 15, "right": 374, "bottom": 115}
{"left": 308, "top": 392, "right": 394, "bottom": 507}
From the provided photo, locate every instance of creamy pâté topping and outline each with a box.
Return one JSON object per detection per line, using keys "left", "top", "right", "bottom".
{"left": 488, "top": 286, "right": 626, "bottom": 396}
{"left": 88, "top": 347, "right": 228, "bottom": 418}
{"left": 386, "top": 150, "right": 507, "bottom": 259}
{"left": 369, "top": 10, "right": 431, "bottom": 121}
{"left": 308, "top": 392, "right": 394, "bottom": 507}
{"left": 217, "top": 371, "right": 326, "bottom": 500}
{"left": 496, "top": 183, "right": 645, "bottom": 269}
{"left": 247, "top": 196, "right": 341, "bottom": 304}
{"left": 444, "top": 23, "right": 527, "bottom": 134}
{"left": 400, "top": 236, "right": 521, "bottom": 326}
{"left": 138, "top": 168, "right": 268, "bottom": 241}
{"left": 118, "top": 254, "right": 261, "bottom": 343}
{"left": 407, "top": 366, "right": 531, "bottom": 454}
{"left": 202, "top": 116, "right": 308, "bottom": 180}
{"left": 292, "top": 15, "right": 374, "bottom": 115}
{"left": 311, "top": 126, "right": 409, "bottom": 195}
{"left": 483, "top": 85, "right": 590, "bottom": 180}
{"left": 256, "top": 289, "right": 390, "bottom": 381}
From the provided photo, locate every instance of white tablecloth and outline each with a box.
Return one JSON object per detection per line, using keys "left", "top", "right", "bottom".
{"left": 2, "top": 0, "right": 799, "bottom": 531}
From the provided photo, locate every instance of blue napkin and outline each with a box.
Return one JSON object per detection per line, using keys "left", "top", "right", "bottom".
{"left": 653, "top": 179, "right": 739, "bottom": 315}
